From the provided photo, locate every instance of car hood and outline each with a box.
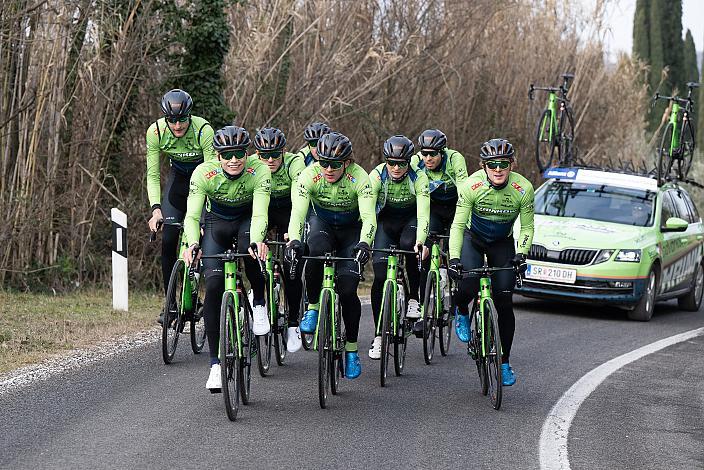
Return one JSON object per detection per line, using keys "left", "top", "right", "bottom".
{"left": 526, "top": 215, "right": 654, "bottom": 249}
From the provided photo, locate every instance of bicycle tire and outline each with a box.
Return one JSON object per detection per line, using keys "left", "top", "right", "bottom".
{"left": 380, "top": 282, "right": 393, "bottom": 387}
{"left": 558, "top": 107, "right": 575, "bottom": 166}
{"left": 162, "top": 259, "right": 185, "bottom": 364}
{"left": 483, "top": 297, "right": 503, "bottom": 410}
{"left": 318, "top": 289, "right": 332, "bottom": 409}
{"left": 471, "top": 301, "right": 488, "bottom": 396}
{"left": 678, "top": 119, "right": 696, "bottom": 180}
{"left": 393, "top": 283, "right": 407, "bottom": 376}
{"left": 535, "top": 109, "right": 556, "bottom": 171}
{"left": 190, "top": 272, "right": 206, "bottom": 354}
{"left": 239, "top": 293, "right": 253, "bottom": 405}
{"left": 422, "top": 271, "right": 437, "bottom": 365}
{"left": 439, "top": 278, "right": 454, "bottom": 356}
{"left": 219, "top": 291, "right": 239, "bottom": 421}
{"left": 330, "top": 294, "right": 343, "bottom": 395}
{"left": 300, "top": 274, "right": 314, "bottom": 351}
{"left": 257, "top": 271, "right": 274, "bottom": 376}
{"left": 657, "top": 123, "right": 675, "bottom": 185}
{"left": 273, "top": 263, "right": 288, "bottom": 365}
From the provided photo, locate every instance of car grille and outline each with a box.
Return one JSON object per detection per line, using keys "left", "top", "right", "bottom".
{"left": 528, "top": 244, "right": 597, "bottom": 265}
{"left": 521, "top": 279, "right": 631, "bottom": 294}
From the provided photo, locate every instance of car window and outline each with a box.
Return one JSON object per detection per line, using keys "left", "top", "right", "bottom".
{"left": 681, "top": 190, "right": 700, "bottom": 223}
{"left": 660, "top": 191, "right": 677, "bottom": 224}
{"left": 670, "top": 190, "right": 694, "bottom": 223}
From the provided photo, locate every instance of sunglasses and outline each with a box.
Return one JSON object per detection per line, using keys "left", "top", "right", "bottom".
{"left": 165, "top": 115, "right": 190, "bottom": 124}
{"left": 386, "top": 160, "right": 409, "bottom": 168}
{"left": 319, "top": 159, "right": 344, "bottom": 170}
{"left": 421, "top": 150, "right": 440, "bottom": 157}
{"left": 259, "top": 151, "right": 283, "bottom": 160}
{"left": 220, "top": 149, "right": 248, "bottom": 160}
{"left": 485, "top": 160, "right": 511, "bottom": 170}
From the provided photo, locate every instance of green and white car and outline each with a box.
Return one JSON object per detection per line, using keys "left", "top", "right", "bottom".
{"left": 515, "top": 167, "right": 704, "bottom": 320}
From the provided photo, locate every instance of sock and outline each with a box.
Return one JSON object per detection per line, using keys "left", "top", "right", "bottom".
{"left": 307, "top": 302, "right": 319, "bottom": 311}
{"left": 345, "top": 341, "right": 358, "bottom": 352}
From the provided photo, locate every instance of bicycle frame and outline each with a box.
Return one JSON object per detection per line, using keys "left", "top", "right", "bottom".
{"left": 177, "top": 230, "right": 195, "bottom": 312}
{"left": 475, "top": 271, "right": 495, "bottom": 359}
{"left": 313, "top": 261, "right": 338, "bottom": 350}
{"left": 667, "top": 101, "right": 682, "bottom": 155}
{"left": 223, "top": 259, "right": 245, "bottom": 358}
{"left": 376, "top": 253, "right": 399, "bottom": 336}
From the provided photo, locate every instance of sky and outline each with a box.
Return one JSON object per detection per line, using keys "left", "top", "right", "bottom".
{"left": 578, "top": 0, "right": 704, "bottom": 66}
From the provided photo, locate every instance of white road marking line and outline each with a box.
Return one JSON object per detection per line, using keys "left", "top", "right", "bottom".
{"left": 539, "top": 327, "right": 704, "bottom": 470}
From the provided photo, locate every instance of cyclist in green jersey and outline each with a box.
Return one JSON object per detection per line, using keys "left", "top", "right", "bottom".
{"left": 447, "top": 138, "right": 534, "bottom": 386}
{"left": 286, "top": 132, "right": 377, "bottom": 379}
{"left": 253, "top": 127, "right": 306, "bottom": 353}
{"left": 411, "top": 129, "right": 468, "bottom": 235}
{"left": 182, "top": 126, "right": 271, "bottom": 391}
{"left": 146, "top": 89, "right": 216, "bottom": 323}
{"left": 295, "top": 122, "right": 331, "bottom": 166}
{"left": 367, "top": 135, "right": 430, "bottom": 359}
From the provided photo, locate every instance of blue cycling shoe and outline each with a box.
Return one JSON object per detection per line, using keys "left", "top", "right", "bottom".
{"left": 455, "top": 313, "right": 470, "bottom": 343}
{"left": 501, "top": 363, "right": 516, "bottom": 386}
{"left": 299, "top": 309, "right": 318, "bottom": 333}
{"left": 345, "top": 351, "right": 362, "bottom": 379}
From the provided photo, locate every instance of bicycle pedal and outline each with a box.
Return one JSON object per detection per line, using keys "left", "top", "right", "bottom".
{"left": 209, "top": 388, "right": 222, "bottom": 394}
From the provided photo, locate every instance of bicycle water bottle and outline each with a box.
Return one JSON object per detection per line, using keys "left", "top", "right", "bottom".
{"left": 439, "top": 267, "right": 450, "bottom": 307}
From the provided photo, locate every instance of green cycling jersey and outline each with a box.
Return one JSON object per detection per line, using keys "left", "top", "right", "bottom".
{"left": 449, "top": 169, "right": 535, "bottom": 259}
{"left": 369, "top": 162, "right": 431, "bottom": 244}
{"left": 184, "top": 159, "right": 271, "bottom": 246}
{"left": 288, "top": 162, "right": 377, "bottom": 245}
{"left": 258, "top": 152, "right": 306, "bottom": 207}
{"left": 145, "top": 116, "right": 216, "bottom": 208}
{"left": 295, "top": 144, "right": 317, "bottom": 167}
{"left": 411, "top": 148, "right": 468, "bottom": 203}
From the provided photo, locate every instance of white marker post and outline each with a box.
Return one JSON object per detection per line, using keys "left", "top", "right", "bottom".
{"left": 111, "top": 208, "right": 128, "bottom": 311}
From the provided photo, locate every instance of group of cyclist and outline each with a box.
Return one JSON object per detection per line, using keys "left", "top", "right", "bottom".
{"left": 147, "top": 89, "right": 535, "bottom": 392}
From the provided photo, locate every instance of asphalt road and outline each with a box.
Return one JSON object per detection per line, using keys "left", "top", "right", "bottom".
{"left": 1, "top": 296, "right": 702, "bottom": 469}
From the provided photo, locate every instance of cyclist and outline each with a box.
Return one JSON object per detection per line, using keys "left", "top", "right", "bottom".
{"left": 254, "top": 127, "right": 306, "bottom": 353}
{"left": 447, "top": 138, "right": 534, "bottom": 386}
{"left": 295, "top": 122, "right": 332, "bottom": 166}
{"left": 367, "top": 135, "right": 430, "bottom": 360}
{"left": 286, "top": 132, "right": 376, "bottom": 379}
{"left": 182, "top": 126, "right": 271, "bottom": 391}
{"left": 146, "top": 89, "right": 216, "bottom": 324}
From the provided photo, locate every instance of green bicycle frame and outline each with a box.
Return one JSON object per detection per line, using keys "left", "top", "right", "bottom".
{"left": 539, "top": 92, "right": 558, "bottom": 143}
{"left": 313, "top": 263, "right": 338, "bottom": 350}
{"left": 477, "top": 274, "right": 494, "bottom": 358}
{"left": 667, "top": 101, "right": 682, "bottom": 155}
{"left": 430, "top": 242, "right": 444, "bottom": 317}
{"left": 265, "top": 250, "right": 276, "bottom": 324}
{"left": 178, "top": 232, "right": 194, "bottom": 312}
{"left": 376, "top": 254, "right": 399, "bottom": 336}
{"left": 223, "top": 260, "right": 244, "bottom": 357}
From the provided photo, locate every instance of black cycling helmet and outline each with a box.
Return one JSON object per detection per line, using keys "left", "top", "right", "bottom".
{"left": 317, "top": 132, "right": 352, "bottom": 161}
{"left": 254, "top": 127, "right": 286, "bottom": 152}
{"left": 303, "top": 122, "right": 331, "bottom": 142}
{"left": 213, "top": 126, "right": 251, "bottom": 152}
{"left": 160, "top": 89, "right": 193, "bottom": 119}
{"left": 418, "top": 129, "right": 447, "bottom": 151}
{"left": 479, "top": 138, "right": 515, "bottom": 160}
{"left": 383, "top": 135, "right": 415, "bottom": 162}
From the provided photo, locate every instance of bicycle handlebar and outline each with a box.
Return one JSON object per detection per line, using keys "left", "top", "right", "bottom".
{"left": 370, "top": 244, "right": 424, "bottom": 272}
{"left": 300, "top": 254, "right": 365, "bottom": 280}
{"left": 453, "top": 265, "right": 525, "bottom": 287}
{"left": 652, "top": 93, "right": 693, "bottom": 108}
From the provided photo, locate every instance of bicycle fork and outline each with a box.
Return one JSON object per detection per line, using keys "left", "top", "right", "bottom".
{"left": 313, "top": 263, "right": 337, "bottom": 350}
{"left": 376, "top": 255, "right": 399, "bottom": 336}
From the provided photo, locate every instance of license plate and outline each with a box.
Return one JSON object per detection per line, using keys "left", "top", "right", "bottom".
{"left": 525, "top": 264, "right": 577, "bottom": 284}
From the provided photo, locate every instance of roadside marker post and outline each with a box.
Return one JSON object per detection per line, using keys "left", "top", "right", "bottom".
{"left": 111, "top": 208, "right": 128, "bottom": 311}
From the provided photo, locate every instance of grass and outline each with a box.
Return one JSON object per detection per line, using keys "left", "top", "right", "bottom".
{"left": 0, "top": 289, "right": 161, "bottom": 374}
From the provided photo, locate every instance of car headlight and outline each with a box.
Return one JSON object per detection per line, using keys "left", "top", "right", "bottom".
{"left": 593, "top": 249, "right": 615, "bottom": 265}
{"left": 615, "top": 249, "right": 641, "bottom": 262}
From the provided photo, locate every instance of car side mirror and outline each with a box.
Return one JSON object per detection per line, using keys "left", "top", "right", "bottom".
{"left": 661, "top": 217, "right": 688, "bottom": 232}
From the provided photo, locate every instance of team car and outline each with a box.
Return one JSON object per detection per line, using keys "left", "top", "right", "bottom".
{"left": 515, "top": 167, "right": 704, "bottom": 321}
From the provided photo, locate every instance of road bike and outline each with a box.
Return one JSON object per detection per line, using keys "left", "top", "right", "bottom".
{"left": 529, "top": 73, "right": 576, "bottom": 171}
{"left": 155, "top": 222, "right": 206, "bottom": 364}
{"left": 256, "top": 239, "right": 289, "bottom": 376}
{"left": 372, "top": 246, "right": 421, "bottom": 387}
{"left": 421, "top": 232, "right": 455, "bottom": 364}
{"left": 653, "top": 82, "right": 699, "bottom": 185}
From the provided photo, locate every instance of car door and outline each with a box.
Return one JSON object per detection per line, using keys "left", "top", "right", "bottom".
{"left": 659, "top": 189, "right": 700, "bottom": 294}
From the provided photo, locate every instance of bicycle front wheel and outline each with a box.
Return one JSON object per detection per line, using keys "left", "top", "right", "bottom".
{"left": 422, "top": 271, "right": 437, "bottom": 365}
{"left": 535, "top": 109, "right": 556, "bottom": 171}
{"left": 380, "top": 283, "right": 393, "bottom": 387}
{"left": 219, "top": 291, "right": 240, "bottom": 421}
{"left": 471, "top": 301, "right": 488, "bottom": 396}
{"left": 483, "top": 298, "right": 503, "bottom": 410}
{"left": 273, "top": 266, "right": 288, "bottom": 365}
{"left": 239, "top": 295, "right": 253, "bottom": 405}
{"left": 318, "top": 289, "right": 332, "bottom": 409}
{"left": 393, "top": 284, "right": 407, "bottom": 377}
{"left": 657, "top": 123, "right": 675, "bottom": 185}
{"left": 558, "top": 107, "right": 575, "bottom": 166}
{"left": 190, "top": 271, "right": 206, "bottom": 354}
{"left": 439, "top": 279, "right": 453, "bottom": 356}
{"left": 300, "top": 274, "right": 314, "bottom": 351}
{"left": 678, "top": 120, "right": 695, "bottom": 180}
{"left": 162, "top": 259, "right": 185, "bottom": 364}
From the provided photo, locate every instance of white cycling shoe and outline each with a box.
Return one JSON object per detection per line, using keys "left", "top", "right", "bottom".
{"left": 252, "top": 305, "right": 270, "bottom": 336}
{"left": 286, "top": 326, "right": 302, "bottom": 353}
{"left": 406, "top": 299, "right": 421, "bottom": 319}
{"left": 206, "top": 364, "right": 222, "bottom": 392}
{"left": 368, "top": 336, "right": 382, "bottom": 360}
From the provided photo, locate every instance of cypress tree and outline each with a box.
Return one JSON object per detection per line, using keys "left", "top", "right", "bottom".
{"left": 683, "top": 29, "right": 699, "bottom": 134}
{"left": 660, "top": 0, "right": 684, "bottom": 93}
{"left": 632, "top": 0, "right": 650, "bottom": 63}
{"left": 648, "top": 0, "right": 666, "bottom": 129}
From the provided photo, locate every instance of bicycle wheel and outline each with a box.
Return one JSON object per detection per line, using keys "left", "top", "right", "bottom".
{"left": 558, "top": 107, "right": 575, "bottom": 166}
{"left": 678, "top": 120, "right": 695, "bottom": 180}
{"left": 535, "top": 109, "right": 556, "bottom": 171}
{"left": 318, "top": 290, "right": 332, "bottom": 409}
{"left": 257, "top": 272, "right": 274, "bottom": 376}
{"left": 471, "top": 301, "right": 488, "bottom": 396}
{"left": 483, "top": 298, "right": 503, "bottom": 410}
{"left": 190, "top": 271, "right": 206, "bottom": 354}
{"left": 239, "top": 295, "right": 253, "bottom": 405}
{"left": 219, "top": 291, "right": 239, "bottom": 421}
{"left": 273, "top": 267, "right": 288, "bottom": 366}
{"left": 439, "top": 278, "right": 453, "bottom": 356}
{"left": 300, "top": 274, "right": 314, "bottom": 351}
{"left": 422, "top": 271, "right": 437, "bottom": 365}
{"left": 657, "top": 123, "right": 675, "bottom": 185}
{"left": 330, "top": 296, "right": 343, "bottom": 396}
{"left": 380, "top": 283, "right": 393, "bottom": 387}
{"left": 162, "top": 259, "right": 185, "bottom": 364}
{"left": 393, "top": 284, "right": 407, "bottom": 377}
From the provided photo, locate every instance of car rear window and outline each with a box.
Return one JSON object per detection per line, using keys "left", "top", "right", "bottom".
{"left": 535, "top": 181, "right": 655, "bottom": 226}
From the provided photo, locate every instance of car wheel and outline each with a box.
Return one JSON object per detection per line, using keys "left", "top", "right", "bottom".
{"left": 628, "top": 269, "right": 658, "bottom": 321}
{"left": 677, "top": 262, "right": 704, "bottom": 312}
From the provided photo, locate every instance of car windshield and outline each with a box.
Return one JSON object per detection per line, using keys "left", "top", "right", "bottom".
{"left": 534, "top": 181, "right": 656, "bottom": 226}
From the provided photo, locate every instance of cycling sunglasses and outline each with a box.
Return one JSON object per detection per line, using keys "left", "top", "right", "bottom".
{"left": 165, "top": 115, "right": 190, "bottom": 124}
{"left": 220, "top": 149, "right": 248, "bottom": 160}
{"left": 485, "top": 160, "right": 511, "bottom": 170}
{"left": 386, "top": 159, "right": 409, "bottom": 168}
{"left": 259, "top": 151, "right": 283, "bottom": 160}
{"left": 421, "top": 150, "right": 440, "bottom": 157}
{"left": 319, "top": 159, "right": 344, "bottom": 170}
